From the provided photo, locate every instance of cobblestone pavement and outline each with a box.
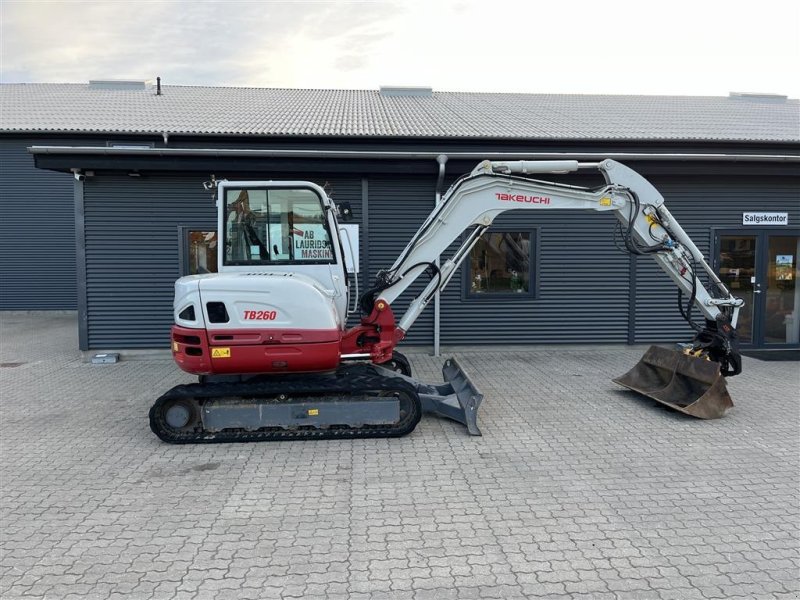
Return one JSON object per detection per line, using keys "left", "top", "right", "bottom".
{"left": 1, "top": 314, "right": 798, "bottom": 600}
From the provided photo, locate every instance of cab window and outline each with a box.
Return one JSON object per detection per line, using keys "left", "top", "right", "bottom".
{"left": 224, "top": 187, "right": 335, "bottom": 265}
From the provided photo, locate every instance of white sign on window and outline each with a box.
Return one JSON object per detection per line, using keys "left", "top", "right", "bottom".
{"left": 292, "top": 224, "right": 334, "bottom": 260}
{"left": 338, "top": 224, "right": 360, "bottom": 273}
{"left": 742, "top": 212, "right": 789, "bottom": 225}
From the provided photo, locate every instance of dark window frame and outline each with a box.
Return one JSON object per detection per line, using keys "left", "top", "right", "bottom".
{"left": 462, "top": 226, "right": 540, "bottom": 301}
{"left": 177, "top": 224, "right": 218, "bottom": 276}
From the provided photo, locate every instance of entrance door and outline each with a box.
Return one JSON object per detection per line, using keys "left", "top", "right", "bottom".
{"left": 715, "top": 230, "right": 800, "bottom": 348}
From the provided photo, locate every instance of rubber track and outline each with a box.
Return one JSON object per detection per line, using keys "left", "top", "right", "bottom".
{"left": 149, "top": 364, "right": 422, "bottom": 444}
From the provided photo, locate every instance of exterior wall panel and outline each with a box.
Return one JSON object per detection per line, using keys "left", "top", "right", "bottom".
{"left": 0, "top": 137, "right": 76, "bottom": 309}
{"left": 83, "top": 175, "right": 213, "bottom": 348}
{"left": 366, "top": 176, "right": 436, "bottom": 345}
{"left": 633, "top": 177, "right": 800, "bottom": 342}
{"left": 440, "top": 209, "right": 630, "bottom": 345}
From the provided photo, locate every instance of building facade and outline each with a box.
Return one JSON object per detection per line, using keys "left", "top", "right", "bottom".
{"left": 2, "top": 83, "right": 798, "bottom": 352}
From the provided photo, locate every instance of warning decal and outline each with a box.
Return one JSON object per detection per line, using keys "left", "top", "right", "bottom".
{"left": 211, "top": 347, "right": 231, "bottom": 358}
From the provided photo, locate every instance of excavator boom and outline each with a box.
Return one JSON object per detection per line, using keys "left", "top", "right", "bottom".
{"left": 368, "top": 159, "right": 741, "bottom": 339}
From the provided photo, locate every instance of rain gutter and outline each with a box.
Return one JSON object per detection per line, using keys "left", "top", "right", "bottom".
{"left": 28, "top": 146, "right": 800, "bottom": 162}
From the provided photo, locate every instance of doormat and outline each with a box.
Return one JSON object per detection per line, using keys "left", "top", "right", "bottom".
{"left": 742, "top": 350, "right": 800, "bottom": 362}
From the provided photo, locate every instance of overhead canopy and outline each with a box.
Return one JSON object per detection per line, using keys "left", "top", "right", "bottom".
{"left": 28, "top": 145, "right": 800, "bottom": 177}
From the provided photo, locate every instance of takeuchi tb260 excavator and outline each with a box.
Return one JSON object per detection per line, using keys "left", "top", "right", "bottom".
{"left": 150, "top": 159, "right": 745, "bottom": 443}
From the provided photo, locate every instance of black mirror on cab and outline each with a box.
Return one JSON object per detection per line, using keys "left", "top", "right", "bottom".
{"left": 337, "top": 202, "right": 354, "bottom": 221}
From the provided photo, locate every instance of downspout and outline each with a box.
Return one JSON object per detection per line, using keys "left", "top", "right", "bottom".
{"left": 434, "top": 154, "right": 448, "bottom": 357}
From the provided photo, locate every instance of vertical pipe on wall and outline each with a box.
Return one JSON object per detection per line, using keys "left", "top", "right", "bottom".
{"left": 361, "top": 178, "right": 369, "bottom": 299}
{"left": 434, "top": 155, "right": 448, "bottom": 357}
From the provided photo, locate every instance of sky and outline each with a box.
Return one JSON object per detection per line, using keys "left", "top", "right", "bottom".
{"left": 1, "top": 0, "right": 799, "bottom": 98}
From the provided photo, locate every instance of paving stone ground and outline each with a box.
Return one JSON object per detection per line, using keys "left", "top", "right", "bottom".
{"left": 1, "top": 313, "right": 798, "bottom": 600}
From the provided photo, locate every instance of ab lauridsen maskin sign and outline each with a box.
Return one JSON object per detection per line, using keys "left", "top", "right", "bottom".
{"left": 742, "top": 212, "right": 789, "bottom": 225}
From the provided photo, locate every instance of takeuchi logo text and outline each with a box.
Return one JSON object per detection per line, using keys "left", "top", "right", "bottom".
{"left": 495, "top": 193, "right": 551, "bottom": 204}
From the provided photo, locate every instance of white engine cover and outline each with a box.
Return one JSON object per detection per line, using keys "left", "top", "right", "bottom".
{"left": 174, "top": 272, "right": 342, "bottom": 331}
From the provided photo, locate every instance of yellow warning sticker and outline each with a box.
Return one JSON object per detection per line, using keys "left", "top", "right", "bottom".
{"left": 599, "top": 197, "right": 612, "bottom": 207}
{"left": 172, "top": 341, "right": 179, "bottom": 352}
{"left": 308, "top": 409, "right": 319, "bottom": 416}
{"left": 211, "top": 347, "right": 231, "bottom": 358}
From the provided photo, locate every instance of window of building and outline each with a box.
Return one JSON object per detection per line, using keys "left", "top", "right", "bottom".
{"left": 188, "top": 231, "right": 218, "bottom": 274}
{"left": 467, "top": 231, "right": 535, "bottom": 297}
{"left": 178, "top": 227, "right": 218, "bottom": 276}
{"left": 224, "top": 187, "right": 334, "bottom": 266}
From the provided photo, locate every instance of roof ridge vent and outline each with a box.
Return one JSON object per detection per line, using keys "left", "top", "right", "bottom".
{"left": 89, "top": 80, "right": 153, "bottom": 91}
{"left": 729, "top": 91, "right": 788, "bottom": 101}
{"left": 379, "top": 86, "right": 433, "bottom": 98}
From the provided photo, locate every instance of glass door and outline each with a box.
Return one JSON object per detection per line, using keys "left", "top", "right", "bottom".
{"left": 715, "top": 230, "right": 800, "bottom": 348}
{"left": 764, "top": 235, "right": 799, "bottom": 345}
{"left": 717, "top": 234, "right": 757, "bottom": 345}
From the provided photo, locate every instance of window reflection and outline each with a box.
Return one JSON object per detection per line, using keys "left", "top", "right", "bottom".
{"left": 469, "top": 232, "right": 531, "bottom": 295}
{"left": 719, "top": 236, "right": 755, "bottom": 344}
{"left": 224, "top": 188, "right": 333, "bottom": 265}
{"left": 765, "top": 236, "right": 799, "bottom": 344}
{"left": 188, "top": 231, "right": 217, "bottom": 275}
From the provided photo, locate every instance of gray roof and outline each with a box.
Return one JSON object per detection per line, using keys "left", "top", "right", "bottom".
{"left": 1, "top": 83, "right": 798, "bottom": 143}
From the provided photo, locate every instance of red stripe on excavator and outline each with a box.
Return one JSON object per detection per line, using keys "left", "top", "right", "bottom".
{"left": 174, "top": 300, "right": 402, "bottom": 376}
{"left": 171, "top": 325, "right": 341, "bottom": 375}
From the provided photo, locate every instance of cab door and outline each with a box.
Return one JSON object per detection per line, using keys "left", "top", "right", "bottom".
{"left": 715, "top": 230, "right": 800, "bottom": 348}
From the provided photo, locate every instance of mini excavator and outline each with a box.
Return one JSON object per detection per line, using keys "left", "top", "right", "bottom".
{"left": 150, "top": 159, "right": 744, "bottom": 443}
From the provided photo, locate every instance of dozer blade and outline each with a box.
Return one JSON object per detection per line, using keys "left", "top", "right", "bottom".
{"left": 410, "top": 357, "right": 483, "bottom": 435}
{"left": 613, "top": 345, "right": 733, "bottom": 419}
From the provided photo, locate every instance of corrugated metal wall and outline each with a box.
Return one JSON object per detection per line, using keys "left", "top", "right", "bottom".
{"left": 633, "top": 176, "right": 800, "bottom": 342}
{"left": 83, "top": 176, "right": 213, "bottom": 347}
{"left": 0, "top": 138, "right": 76, "bottom": 309}
{"left": 80, "top": 171, "right": 800, "bottom": 349}
{"left": 437, "top": 175, "right": 800, "bottom": 346}
{"left": 440, "top": 208, "right": 630, "bottom": 345}
{"left": 82, "top": 174, "right": 362, "bottom": 348}
{"left": 366, "top": 176, "right": 436, "bottom": 344}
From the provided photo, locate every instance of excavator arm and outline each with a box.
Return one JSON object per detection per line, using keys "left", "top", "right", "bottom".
{"left": 357, "top": 159, "right": 743, "bottom": 385}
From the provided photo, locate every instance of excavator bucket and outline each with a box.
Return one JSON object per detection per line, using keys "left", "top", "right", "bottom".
{"left": 613, "top": 345, "right": 733, "bottom": 419}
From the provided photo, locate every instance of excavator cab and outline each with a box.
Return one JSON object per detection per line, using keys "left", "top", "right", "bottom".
{"left": 219, "top": 182, "right": 350, "bottom": 322}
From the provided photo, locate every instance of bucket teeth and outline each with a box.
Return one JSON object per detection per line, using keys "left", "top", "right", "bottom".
{"left": 613, "top": 345, "right": 733, "bottom": 419}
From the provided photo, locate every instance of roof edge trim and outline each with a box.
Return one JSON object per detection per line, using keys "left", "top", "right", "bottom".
{"left": 26, "top": 146, "right": 800, "bottom": 162}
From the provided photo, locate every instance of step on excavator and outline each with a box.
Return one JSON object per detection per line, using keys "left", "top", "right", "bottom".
{"left": 150, "top": 159, "right": 744, "bottom": 443}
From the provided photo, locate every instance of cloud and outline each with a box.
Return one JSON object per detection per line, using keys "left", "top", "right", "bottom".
{"left": 1, "top": 0, "right": 799, "bottom": 97}
{"left": 0, "top": 0, "right": 405, "bottom": 87}
{"left": 3, "top": 1, "right": 170, "bottom": 82}
{"left": 220, "top": 2, "right": 402, "bottom": 87}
